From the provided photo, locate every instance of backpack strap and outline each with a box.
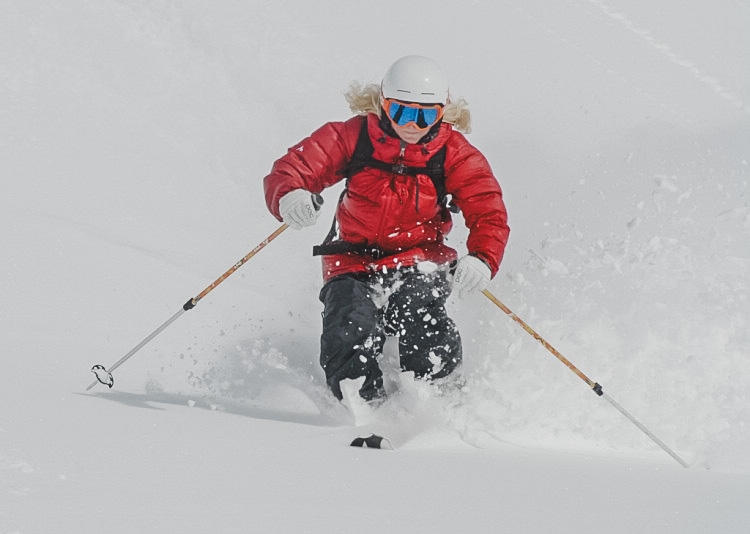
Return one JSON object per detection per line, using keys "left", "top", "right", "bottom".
{"left": 424, "top": 145, "right": 448, "bottom": 208}
{"left": 313, "top": 118, "right": 452, "bottom": 257}
{"left": 341, "top": 118, "right": 447, "bottom": 204}
{"left": 312, "top": 188, "right": 345, "bottom": 256}
{"left": 338, "top": 118, "right": 378, "bottom": 180}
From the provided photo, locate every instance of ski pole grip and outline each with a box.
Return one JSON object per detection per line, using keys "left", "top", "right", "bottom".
{"left": 312, "top": 193, "right": 324, "bottom": 211}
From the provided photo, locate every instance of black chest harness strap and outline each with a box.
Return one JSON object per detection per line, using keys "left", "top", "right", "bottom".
{"left": 313, "top": 119, "right": 452, "bottom": 258}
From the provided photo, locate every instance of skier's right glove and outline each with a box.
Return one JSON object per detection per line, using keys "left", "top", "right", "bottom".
{"left": 278, "top": 189, "right": 320, "bottom": 230}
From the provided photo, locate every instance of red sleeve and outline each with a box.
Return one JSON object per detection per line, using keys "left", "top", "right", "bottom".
{"left": 263, "top": 116, "right": 364, "bottom": 220}
{"left": 444, "top": 132, "right": 510, "bottom": 277}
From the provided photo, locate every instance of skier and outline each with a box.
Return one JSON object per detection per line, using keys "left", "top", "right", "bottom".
{"left": 263, "top": 55, "right": 509, "bottom": 404}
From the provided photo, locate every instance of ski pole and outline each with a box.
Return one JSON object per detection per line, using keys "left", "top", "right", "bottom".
{"left": 481, "top": 289, "right": 689, "bottom": 468}
{"left": 87, "top": 194, "right": 323, "bottom": 391}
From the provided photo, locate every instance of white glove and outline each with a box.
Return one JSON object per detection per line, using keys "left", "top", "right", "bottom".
{"left": 278, "top": 189, "right": 320, "bottom": 229}
{"left": 452, "top": 255, "right": 491, "bottom": 298}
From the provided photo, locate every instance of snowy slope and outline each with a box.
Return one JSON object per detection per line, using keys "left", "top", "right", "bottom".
{"left": 2, "top": 1, "right": 750, "bottom": 533}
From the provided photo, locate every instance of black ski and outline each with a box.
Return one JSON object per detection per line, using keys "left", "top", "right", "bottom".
{"left": 350, "top": 433, "right": 393, "bottom": 450}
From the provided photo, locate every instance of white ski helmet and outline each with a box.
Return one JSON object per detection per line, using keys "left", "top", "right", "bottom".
{"left": 381, "top": 55, "right": 449, "bottom": 105}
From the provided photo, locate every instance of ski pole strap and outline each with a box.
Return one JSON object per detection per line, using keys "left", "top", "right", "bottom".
{"left": 313, "top": 189, "right": 345, "bottom": 256}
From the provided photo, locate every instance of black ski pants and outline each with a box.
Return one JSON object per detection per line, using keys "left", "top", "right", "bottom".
{"left": 318, "top": 266, "right": 462, "bottom": 402}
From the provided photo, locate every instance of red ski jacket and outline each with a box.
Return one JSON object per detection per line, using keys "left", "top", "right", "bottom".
{"left": 264, "top": 114, "right": 509, "bottom": 281}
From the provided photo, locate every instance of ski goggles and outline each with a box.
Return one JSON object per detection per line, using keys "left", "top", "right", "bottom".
{"left": 382, "top": 98, "right": 445, "bottom": 130}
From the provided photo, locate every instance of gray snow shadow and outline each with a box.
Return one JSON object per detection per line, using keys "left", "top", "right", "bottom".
{"left": 81, "top": 389, "right": 349, "bottom": 428}
{"left": 79, "top": 337, "right": 351, "bottom": 427}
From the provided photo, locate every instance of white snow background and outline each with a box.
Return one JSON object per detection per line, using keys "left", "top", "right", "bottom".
{"left": 2, "top": 1, "right": 750, "bottom": 533}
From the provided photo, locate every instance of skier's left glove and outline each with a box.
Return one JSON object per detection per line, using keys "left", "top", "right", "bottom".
{"left": 278, "top": 189, "right": 320, "bottom": 230}
{"left": 452, "top": 255, "right": 491, "bottom": 299}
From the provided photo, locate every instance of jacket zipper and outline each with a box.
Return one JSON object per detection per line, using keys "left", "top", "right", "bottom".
{"left": 398, "top": 141, "right": 421, "bottom": 212}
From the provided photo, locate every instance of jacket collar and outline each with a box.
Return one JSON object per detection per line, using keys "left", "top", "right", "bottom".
{"left": 366, "top": 113, "right": 451, "bottom": 162}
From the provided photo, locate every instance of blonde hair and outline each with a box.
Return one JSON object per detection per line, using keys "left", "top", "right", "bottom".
{"left": 344, "top": 82, "right": 472, "bottom": 134}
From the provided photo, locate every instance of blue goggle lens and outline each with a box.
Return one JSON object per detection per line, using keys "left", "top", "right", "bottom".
{"left": 387, "top": 102, "right": 441, "bottom": 129}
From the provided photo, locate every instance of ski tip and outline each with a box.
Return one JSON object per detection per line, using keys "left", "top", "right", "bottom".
{"left": 350, "top": 433, "right": 393, "bottom": 450}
